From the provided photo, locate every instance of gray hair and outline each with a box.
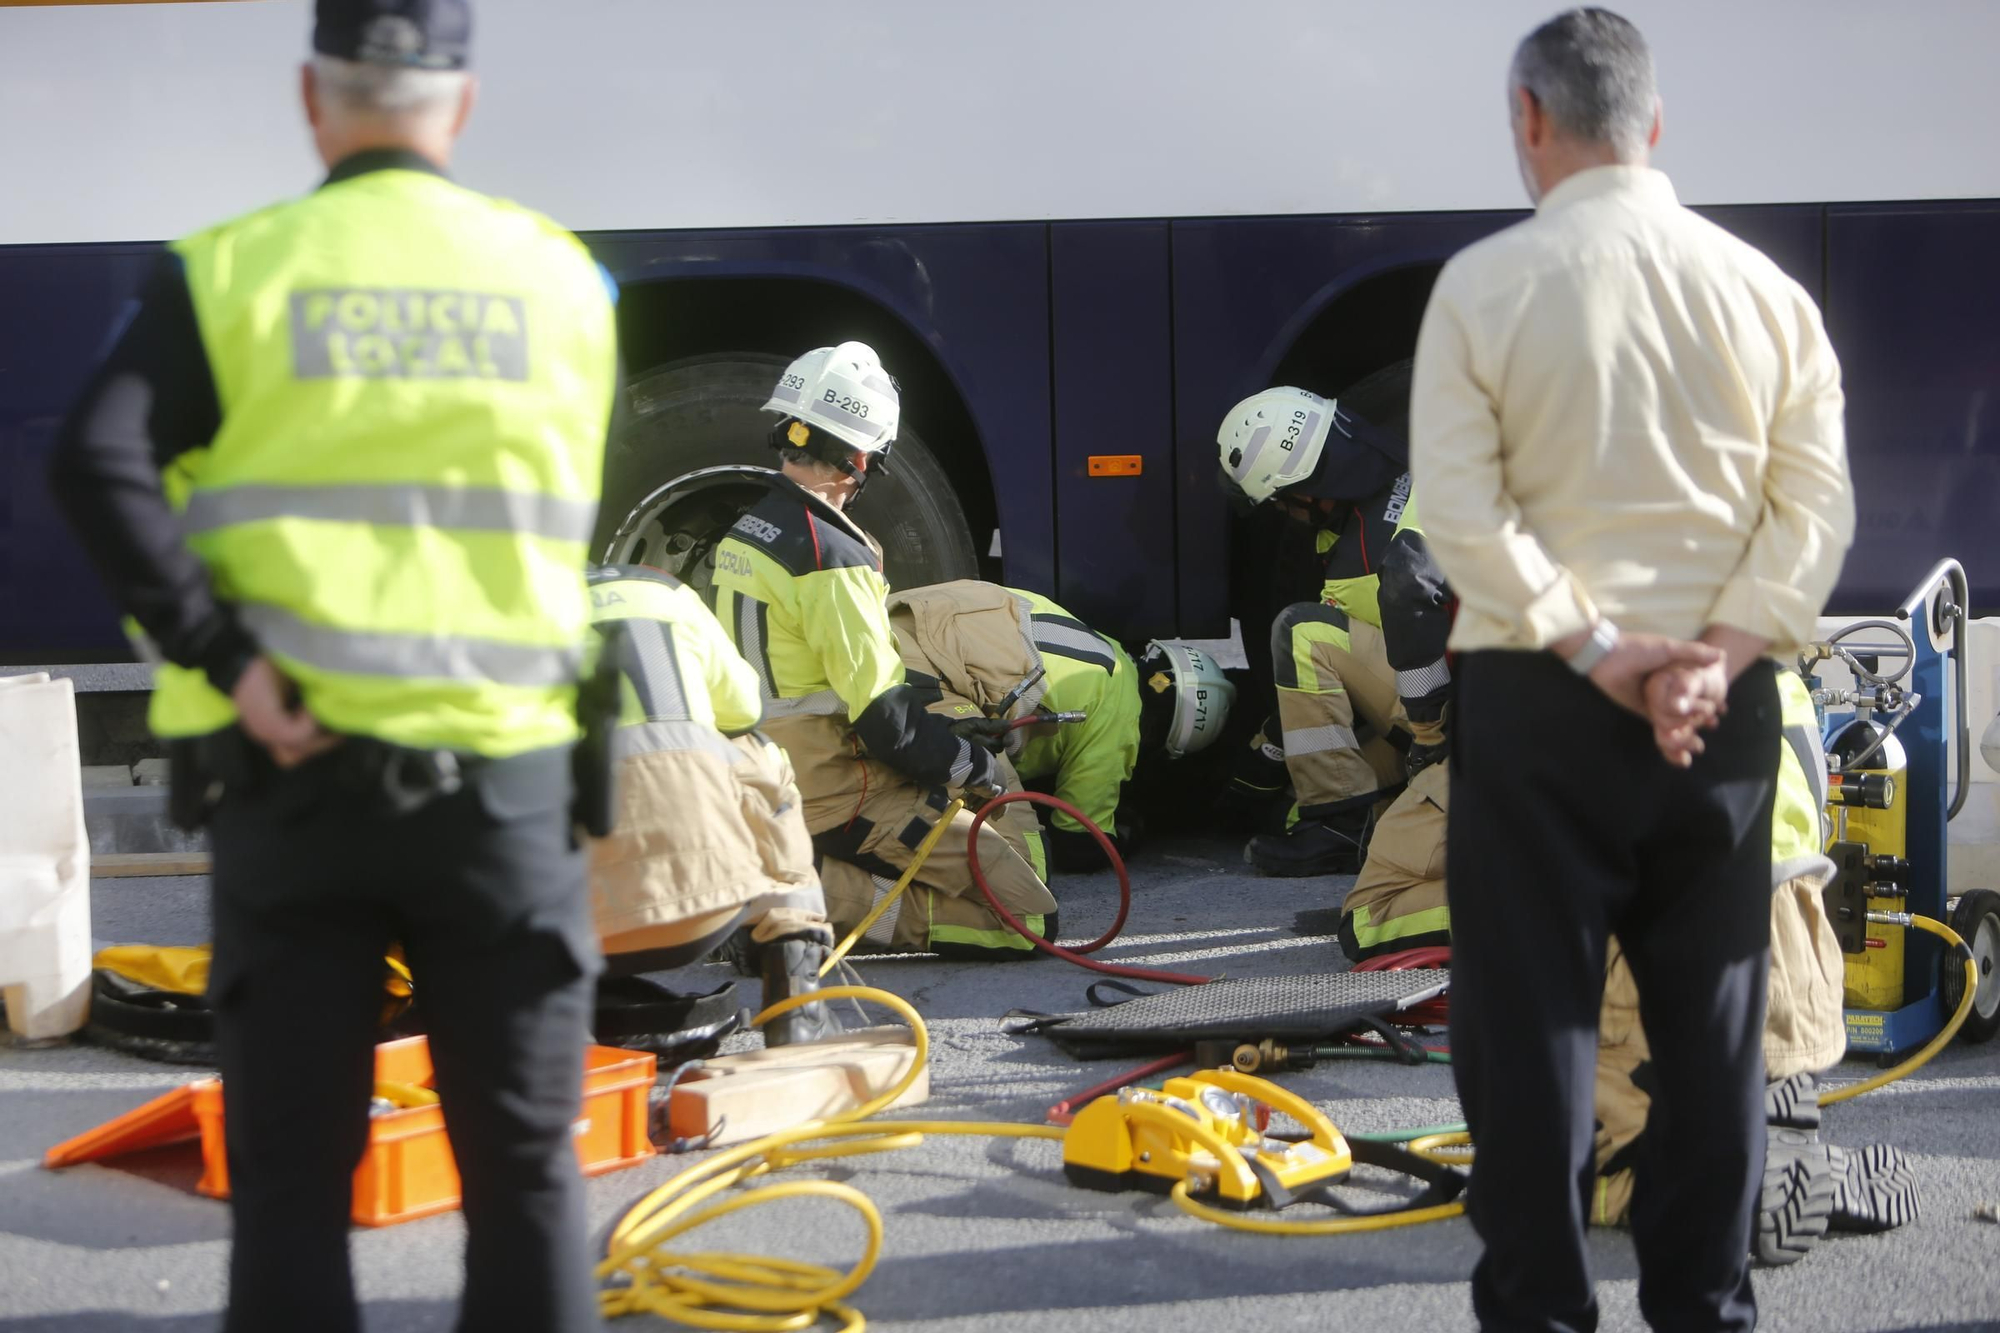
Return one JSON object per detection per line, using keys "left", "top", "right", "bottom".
{"left": 1509, "top": 8, "right": 1656, "bottom": 160}
{"left": 310, "top": 54, "right": 468, "bottom": 119}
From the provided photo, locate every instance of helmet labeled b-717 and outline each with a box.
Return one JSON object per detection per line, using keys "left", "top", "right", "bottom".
{"left": 1137, "top": 641, "right": 1236, "bottom": 759}
{"left": 763, "top": 341, "right": 901, "bottom": 454}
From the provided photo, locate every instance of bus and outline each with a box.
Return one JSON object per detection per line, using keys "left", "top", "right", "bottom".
{"left": 3, "top": 0, "right": 1996, "bottom": 675}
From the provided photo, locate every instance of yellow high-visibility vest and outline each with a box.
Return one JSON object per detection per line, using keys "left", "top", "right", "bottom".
{"left": 151, "top": 165, "right": 618, "bottom": 757}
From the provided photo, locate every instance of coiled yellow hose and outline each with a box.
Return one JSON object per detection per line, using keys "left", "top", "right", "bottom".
{"left": 599, "top": 906, "right": 1972, "bottom": 1326}
{"left": 1820, "top": 912, "right": 1978, "bottom": 1106}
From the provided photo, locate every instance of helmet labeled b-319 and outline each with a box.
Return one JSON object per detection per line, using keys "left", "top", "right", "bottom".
{"left": 1215, "top": 385, "right": 1345, "bottom": 507}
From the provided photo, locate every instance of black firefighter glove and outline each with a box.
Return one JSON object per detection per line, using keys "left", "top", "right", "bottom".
{"left": 1403, "top": 701, "right": 1450, "bottom": 783}
{"left": 950, "top": 716, "right": 1015, "bottom": 754}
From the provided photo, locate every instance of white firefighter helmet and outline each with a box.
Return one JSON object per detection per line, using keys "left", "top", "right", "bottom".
{"left": 762, "top": 341, "right": 900, "bottom": 454}
{"left": 1216, "top": 386, "right": 1341, "bottom": 507}
{"left": 1138, "top": 641, "right": 1236, "bottom": 759}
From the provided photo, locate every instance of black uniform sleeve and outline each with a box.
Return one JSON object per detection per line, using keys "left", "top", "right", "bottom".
{"left": 47, "top": 252, "right": 258, "bottom": 693}
{"left": 1377, "top": 528, "right": 1454, "bottom": 718}
{"left": 851, "top": 682, "right": 996, "bottom": 792}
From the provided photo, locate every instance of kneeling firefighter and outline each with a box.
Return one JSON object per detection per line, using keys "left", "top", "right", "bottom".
{"left": 1593, "top": 668, "right": 1918, "bottom": 1258}
{"left": 709, "top": 343, "right": 1056, "bottom": 958}
{"left": 584, "top": 564, "right": 837, "bottom": 1047}
{"left": 886, "top": 580, "right": 1236, "bottom": 874}
{"left": 1215, "top": 385, "right": 1456, "bottom": 876}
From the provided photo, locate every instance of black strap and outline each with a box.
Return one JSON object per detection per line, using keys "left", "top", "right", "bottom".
{"left": 1085, "top": 979, "right": 1157, "bottom": 1009}
{"left": 1269, "top": 1138, "right": 1468, "bottom": 1216}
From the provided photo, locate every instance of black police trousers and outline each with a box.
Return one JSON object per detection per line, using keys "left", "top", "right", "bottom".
{"left": 207, "top": 743, "right": 602, "bottom": 1333}
{"left": 1446, "top": 652, "right": 1778, "bottom": 1333}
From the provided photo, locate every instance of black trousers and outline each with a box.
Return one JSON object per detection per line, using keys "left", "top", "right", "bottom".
{"left": 1447, "top": 652, "right": 1778, "bottom": 1333}
{"left": 207, "top": 744, "right": 602, "bottom": 1333}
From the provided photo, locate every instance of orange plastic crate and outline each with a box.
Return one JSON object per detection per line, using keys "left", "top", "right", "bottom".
{"left": 187, "top": 1036, "right": 656, "bottom": 1227}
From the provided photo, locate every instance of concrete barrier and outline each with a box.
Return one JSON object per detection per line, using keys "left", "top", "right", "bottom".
{"left": 0, "top": 674, "right": 92, "bottom": 1042}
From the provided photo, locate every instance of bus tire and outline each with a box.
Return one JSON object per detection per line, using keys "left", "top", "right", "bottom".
{"left": 597, "top": 353, "right": 980, "bottom": 593}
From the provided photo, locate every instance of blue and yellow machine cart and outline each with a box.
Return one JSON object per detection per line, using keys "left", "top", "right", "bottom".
{"left": 1807, "top": 559, "right": 1999, "bottom": 1056}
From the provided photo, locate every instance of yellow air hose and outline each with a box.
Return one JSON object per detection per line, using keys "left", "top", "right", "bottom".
{"left": 1820, "top": 912, "right": 1979, "bottom": 1106}
{"left": 600, "top": 802, "right": 1972, "bottom": 1326}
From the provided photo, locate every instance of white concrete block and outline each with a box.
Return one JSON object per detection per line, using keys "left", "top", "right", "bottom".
{"left": 0, "top": 676, "right": 91, "bottom": 1041}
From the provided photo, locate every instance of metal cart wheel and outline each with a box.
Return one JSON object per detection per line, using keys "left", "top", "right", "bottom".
{"left": 1940, "top": 888, "right": 2000, "bottom": 1043}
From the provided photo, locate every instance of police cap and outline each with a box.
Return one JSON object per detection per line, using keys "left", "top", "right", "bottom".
{"left": 314, "top": 0, "right": 472, "bottom": 71}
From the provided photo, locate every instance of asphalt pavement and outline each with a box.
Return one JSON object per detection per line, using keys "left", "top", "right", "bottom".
{"left": 4, "top": 839, "right": 1998, "bottom": 1331}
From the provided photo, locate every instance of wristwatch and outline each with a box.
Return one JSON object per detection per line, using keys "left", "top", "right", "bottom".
{"left": 1565, "top": 619, "right": 1620, "bottom": 676}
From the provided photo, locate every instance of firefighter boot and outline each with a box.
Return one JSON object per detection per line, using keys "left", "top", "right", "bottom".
{"left": 1754, "top": 1128, "right": 1837, "bottom": 1266}
{"left": 759, "top": 934, "right": 842, "bottom": 1048}
{"left": 1827, "top": 1143, "right": 1921, "bottom": 1233}
{"left": 1246, "top": 807, "right": 1372, "bottom": 878}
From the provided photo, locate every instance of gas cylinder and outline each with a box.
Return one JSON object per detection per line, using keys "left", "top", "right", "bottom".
{"left": 1826, "top": 719, "right": 1908, "bottom": 1011}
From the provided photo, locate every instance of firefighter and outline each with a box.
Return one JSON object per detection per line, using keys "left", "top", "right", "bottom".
{"left": 886, "top": 580, "right": 1237, "bottom": 874}
{"left": 47, "top": 2, "right": 614, "bottom": 1327}
{"left": 1215, "top": 386, "right": 1456, "bottom": 876}
{"left": 708, "top": 343, "right": 1056, "bottom": 958}
{"left": 1592, "top": 668, "right": 1918, "bottom": 1257}
{"left": 584, "top": 565, "right": 836, "bottom": 1046}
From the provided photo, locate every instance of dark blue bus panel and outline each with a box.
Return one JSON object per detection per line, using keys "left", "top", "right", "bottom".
{"left": 1, "top": 200, "right": 1994, "bottom": 662}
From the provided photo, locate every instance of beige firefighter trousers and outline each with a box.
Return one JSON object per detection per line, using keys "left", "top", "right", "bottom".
{"left": 1269, "top": 602, "right": 1407, "bottom": 812}
{"left": 765, "top": 713, "right": 1056, "bottom": 956}
{"left": 1591, "top": 863, "right": 1848, "bottom": 1225}
{"left": 589, "top": 729, "right": 831, "bottom": 962}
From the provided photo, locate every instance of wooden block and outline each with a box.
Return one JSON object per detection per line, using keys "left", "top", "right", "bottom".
{"left": 666, "top": 1026, "right": 928, "bottom": 1147}
{"left": 91, "top": 852, "right": 212, "bottom": 878}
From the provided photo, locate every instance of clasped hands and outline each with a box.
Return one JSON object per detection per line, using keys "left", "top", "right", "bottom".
{"left": 1566, "top": 626, "right": 1764, "bottom": 768}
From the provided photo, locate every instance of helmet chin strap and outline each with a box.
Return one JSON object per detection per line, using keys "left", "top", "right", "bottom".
{"left": 772, "top": 419, "right": 883, "bottom": 494}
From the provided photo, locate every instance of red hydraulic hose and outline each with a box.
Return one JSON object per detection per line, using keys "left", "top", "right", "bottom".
{"left": 965, "top": 790, "right": 1215, "bottom": 986}
{"left": 1355, "top": 945, "right": 1452, "bottom": 1027}
{"left": 1044, "top": 1050, "right": 1194, "bottom": 1125}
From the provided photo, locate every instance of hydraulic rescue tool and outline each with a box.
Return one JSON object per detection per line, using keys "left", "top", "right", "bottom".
{"left": 1060, "top": 1069, "right": 1354, "bottom": 1206}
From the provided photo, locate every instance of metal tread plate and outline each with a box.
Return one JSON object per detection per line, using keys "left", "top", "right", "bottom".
{"left": 1034, "top": 970, "right": 1448, "bottom": 1049}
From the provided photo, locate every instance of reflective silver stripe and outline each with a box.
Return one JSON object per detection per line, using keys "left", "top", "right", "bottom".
{"left": 819, "top": 402, "right": 888, "bottom": 442}
{"left": 947, "top": 736, "right": 976, "bottom": 788}
{"left": 1396, "top": 659, "right": 1453, "bottom": 699}
{"left": 622, "top": 619, "right": 690, "bottom": 722}
{"left": 1031, "top": 620, "right": 1116, "bottom": 672}
{"left": 863, "top": 874, "right": 902, "bottom": 945}
{"left": 764, "top": 689, "right": 845, "bottom": 720}
{"left": 734, "top": 594, "right": 777, "bottom": 698}
{"left": 613, "top": 719, "right": 741, "bottom": 763}
{"left": 184, "top": 484, "right": 596, "bottom": 544}
{"left": 1282, "top": 724, "right": 1360, "bottom": 756}
{"left": 770, "top": 382, "right": 803, "bottom": 405}
{"left": 1784, "top": 723, "right": 1831, "bottom": 840}
{"left": 238, "top": 604, "right": 579, "bottom": 687}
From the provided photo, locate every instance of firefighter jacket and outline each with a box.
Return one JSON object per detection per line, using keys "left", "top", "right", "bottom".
{"left": 710, "top": 476, "right": 993, "bottom": 793}
{"left": 1316, "top": 475, "right": 1451, "bottom": 703}
{"left": 584, "top": 566, "right": 820, "bottom": 950}
{"left": 886, "top": 580, "right": 1139, "bottom": 836}
{"left": 147, "top": 160, "right": 618, "bottom": 756}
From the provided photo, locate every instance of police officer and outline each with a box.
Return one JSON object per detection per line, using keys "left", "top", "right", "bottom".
{"left": 584, "top": 564, "right": 836, "bottom": 1046}
{"left": 887, "top": 580, "right": 1236, "bottom": 873}
{"left": 709, "top": 343, "right": 1058, "bottom": 958}
{"left": 49, "top": 4, "right": 616, "bottom": 1330}
{"left": 1215, "top": 385, "right": 1456, "bottom": 877}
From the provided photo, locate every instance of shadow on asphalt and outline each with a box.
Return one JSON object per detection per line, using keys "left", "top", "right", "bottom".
{"left": 0, "top": 1303, "right": 453, "bottom": 1331}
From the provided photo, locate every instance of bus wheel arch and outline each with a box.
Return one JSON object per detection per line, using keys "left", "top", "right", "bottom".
{"left": 601, "top": 276, "right": 991, "bottom": 591}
